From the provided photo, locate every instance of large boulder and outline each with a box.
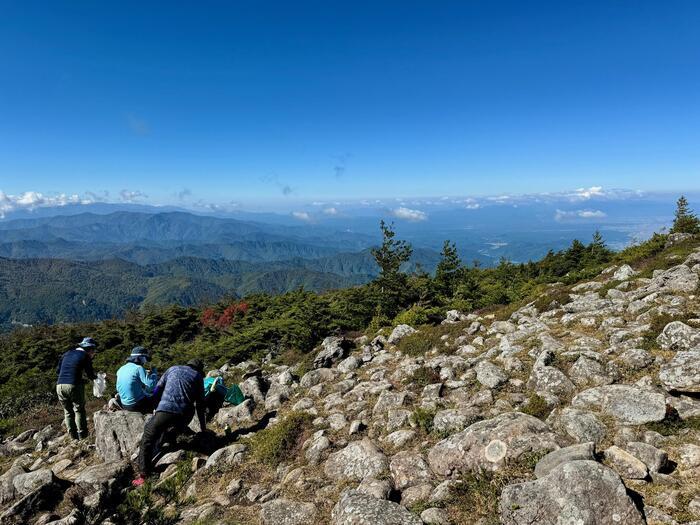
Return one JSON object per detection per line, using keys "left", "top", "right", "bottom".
{"left": 660, "top": 350, "right": 700, "bottom": 393}
{"left": 389, "top": 451, "right": 432, "bottom": 490}
{"left": 94, "top": 410, "right": 147, "bottom": 462}
{"left": 331, "top": 490, "right": 422, "bottom": 525}
{"left": 534, "top": 443, "right": 596, "bottom": 478}
{"left": 74, "top": 461, "right": 131, "bottom": 493}
{"left": 324, "top": 438, "right": 389, "bottom": 481}
{"left": 260, "top": 498, "right": 316, "bottom": 525}
{"left": 204, "top": 443, "right": 247, "bottom": 469}
{"left": 650, "top": 264, "right": 699, "bottom": 293}
{"left": 657, "top": 322, "right": 700, "bottom": 351}
{"left": 214, "top": 398, "right": 255, "bottom": 426}
{"left": 12, "top": 469, "right": 55, "bottom": 498}
{"left": 499, "top": 460, "right": 645, "bottom": 525}
{"left": 571, "top": 385, "right": 666, "bottom": 425}
{"left": 388, "top": 324, "right": 417, "bottom": 345}
{"left": 313, "top": 337, "right": 352, "bottom": 369}
{"left": 475, "top": 361, "right": 508, "bottom": 389}
{"left": 427, "top": 412, "right": 560, "bottom": 477}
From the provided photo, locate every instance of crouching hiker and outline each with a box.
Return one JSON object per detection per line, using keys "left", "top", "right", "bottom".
{"left": 116, "top": 347, "right": 158, "bottom": 414}
{"left": 56, "top": 337, "right": 98, "bottom": 440}
{"left": 133, "top": 359, "right": 208, "bottom": 487}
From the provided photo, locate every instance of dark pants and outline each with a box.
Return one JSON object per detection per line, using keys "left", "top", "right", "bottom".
{"left": 137, "top": 411, "right": 186, "bottom": 476}
{"left": 205, "top": 392, "right": 225, "bottom": 423}
{"left": 122, "top": 396, "right": 157, "bottom": 415}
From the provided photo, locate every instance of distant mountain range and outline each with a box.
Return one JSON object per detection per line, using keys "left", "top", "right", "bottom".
{"left": 0, "top": 210, "right": 442, "bottom": 329}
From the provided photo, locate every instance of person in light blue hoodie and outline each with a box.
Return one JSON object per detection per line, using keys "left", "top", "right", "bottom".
{"left": 116, "top": 347, "right": 158, "bottom": 414}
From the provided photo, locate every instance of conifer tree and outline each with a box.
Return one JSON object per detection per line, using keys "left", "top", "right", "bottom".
{"left": 434, "top": 240, "right": 462, "bottom": 297}
{"left": 371, "top": 221, "right": 413, "bottom": 315}
{"left": 670, "top": 195, "right": 700, "bottom": 234}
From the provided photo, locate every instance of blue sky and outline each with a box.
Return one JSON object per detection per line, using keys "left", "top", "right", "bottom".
{"left": 1, "top": 1, "right": 699, "bottom": 210}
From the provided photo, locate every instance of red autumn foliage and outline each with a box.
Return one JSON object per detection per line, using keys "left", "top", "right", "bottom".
{"left": 201, "top": 302, "right": 249, "bottom": 329}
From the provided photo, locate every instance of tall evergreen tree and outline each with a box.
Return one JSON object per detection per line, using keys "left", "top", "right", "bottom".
{"left": 434, "top": 240, "right": 462, "bottom": 298}
{"left": 670, "top": 195, "right": 700, "bottom": 234}
{"left": 371, "top": 221, "right": 413, "bottom": 315}
{"left": 587, "top": 230, "right": 611, "bottom": 265}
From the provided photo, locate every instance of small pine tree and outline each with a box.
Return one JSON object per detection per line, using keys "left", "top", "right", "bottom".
{"left": 371, "top": 221, "right": 414, "bottom": 316}
{"left": 434, "top": 240, "right": 462, "bottom": 298}
{"left": 587, "top": 230, "right": 611, "bottom": 265}
{"left": 670, "top": 195, "right": 700, "bottom": 235}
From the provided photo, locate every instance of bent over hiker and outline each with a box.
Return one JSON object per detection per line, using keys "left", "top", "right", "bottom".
{"left": 56, "top": 337, "right": 97, "bottom": 440}
{"left": 133, "top": 359, "right": 207, "bottom": 486}
{"left": 116, "top": 346, "right": 158, "bottom": 414}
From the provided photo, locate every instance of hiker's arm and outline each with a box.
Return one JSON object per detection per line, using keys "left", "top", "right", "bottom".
{"left": 84, "top": 355, "right": 97, "bottom": 381}
{"left": 196, "top": 377, "right": 206, "bottom": 431}
{"left": 151, "top": 369, "right": 168, "bottom": 399}
{"left": 56, "top": 354, "right": 63, "bottom": 377}
{"left": 139, "top": 366, "right": 158, "bottom": 391}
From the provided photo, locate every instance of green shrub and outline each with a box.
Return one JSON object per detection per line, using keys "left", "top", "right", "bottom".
{"left": 521, "top": 393, "right": 551, "bottom": 420}
{"left": 249, "top": 412, "right": 313, "bottom": 466}
{"left": 396, "top": 332, "right": 434, "bottom": 356}
{"left": 646, "top": 415, "right": 700, "bottom": 436}
{"left": 408, "top": 367, "right": 441, "bottom": 388}
{"left": 532, "top": 287, "right": 570, "bottom": 312}
{"left": 411, "top": 407, "right": 436, "bottom": 435}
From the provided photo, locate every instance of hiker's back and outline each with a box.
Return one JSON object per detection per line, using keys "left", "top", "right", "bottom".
{"left": 157, "top": 365, "right": 202, "bottom": 415}
{"left": 57, "top": 348, "right": 89, "bottom": 385}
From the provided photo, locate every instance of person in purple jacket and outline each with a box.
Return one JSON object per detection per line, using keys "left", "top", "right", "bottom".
{"left": 133, "top": 359, "right": 207, "bottom": 486}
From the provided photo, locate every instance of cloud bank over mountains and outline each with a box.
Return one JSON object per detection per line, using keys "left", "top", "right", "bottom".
{"left": 0, "top": 186, "right": 692, "bottom": 227}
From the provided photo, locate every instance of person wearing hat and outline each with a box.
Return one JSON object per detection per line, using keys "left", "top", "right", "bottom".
{"left": 133, "top": 359, "right": 208, "bottom": 486}
{"left": 115, "top": 347, "right": 159, "bottom": 414}
{"left": 56, "top": 337, "right": 98, "bottom": 440}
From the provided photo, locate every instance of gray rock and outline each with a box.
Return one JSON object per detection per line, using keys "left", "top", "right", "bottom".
{"left": 527, "top": 356, "right": 575, "bottom": 398}
{"left": 314, "top": 336, "right": 351, "bottom": 369}
{"left": 0, "top": 464, "right": 25, "bottom": 504}
{"left": 372, "top": 390, "right": 408, "bottom": 416}
{"left": 657, "top": 321, "right": 700, "bottom": 351}
{"left": 618, "top": 348, "right": 654, "bottom": 370}
{"left": 613, "top": 265, "right": 638, "bottom": 281}
{"left": 625, "top": 441, "right": 668, "bottom": 473}
{"left": 475, "top": 361, "right": 508, "bottom": 389}
{"left": 260, "top": 498, "right": 316, "bottom": 525}
{"left": 553, "top": 408, "right": 607, "bottom": 445}
{"left": 389, "top": 451, "right": 431, "bottom": 490}
{"left": 93, "top": 410, "right": 146, "bottom": 462}
{"left": 433, "top": 409, "right": 475, "bottom": 435}
{"left": 388, "top": 324, "right": 417, "bottom": 345}
{"left": 651, "top": 264, "right": 699, "bottom": 293}
{"left": 74, "top": 461, "right": 130, "bottom": 493}
{"left": 401, "top": 483, "right": 433, "bottom": 507}
{"left": 428, "top": 412, "right": 560, "bottom": 477}
{"left": 569, "top": 356, "right": 613, "bottom": 387}
{"left": 300, "top": 368, "right": 337, "bottom": 388}
{"left": 420, "top": 507, "right": 451, "bottom": 525}
{"left": 677, "top": 443, "right": 700, "bottom": 470}
{"left": 204, "top": 443, "right": 247, "bottom": 469}
{"left": 356, "top": 477, "right": 392, "bottom": 500}
{"left": 240, "top": 375, "right": 266, "bottom": 403}
{"left": 324, "top": 438, "right": 389, "bottom": 481}
{"left": 500, "top": 461, "right": 644, "bottom": 525}
{"left": 12, "top": 469, "right": 55, "bottom": 498}
{"left": 571, "top": 384, "right": 667, "bottom": 425}
{"left": 604, "top": 446, "right": 648, "bottom": 479}
{"left": 534, "top": 442, "right": 596, "bottom": 478}
{"left": 660, "top": 350, "right": 700, "bottom": 392}
{"left": 331, "top": 490, "right": 422, "bottom": 524}
{"left": 338, "top": 356, "right": 360, "bottom": 373}
{"left": 214, "top": 398, "right": 255, "bottom": 426}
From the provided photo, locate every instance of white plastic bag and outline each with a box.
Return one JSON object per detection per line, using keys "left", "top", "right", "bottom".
{"left": 93, "top": 372, "right": 107, "bottom": 398}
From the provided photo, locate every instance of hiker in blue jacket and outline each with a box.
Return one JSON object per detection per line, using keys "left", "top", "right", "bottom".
{"left": 133, "top": 359, "right": 208, "bottom": 486}
{"left": 56, "top": 337, "right": 98, "bottom": 440}
{"left": 116, "top": 347, "right": 158, "bottom": 414}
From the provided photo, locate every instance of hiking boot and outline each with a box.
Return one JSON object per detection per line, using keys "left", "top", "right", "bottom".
{"left": 131, "top": 475, "right": 146, "bottom": 488}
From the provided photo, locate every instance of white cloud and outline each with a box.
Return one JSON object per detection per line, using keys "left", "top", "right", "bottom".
{"left": 292, "top": 211, "right": 312, "bottom": 221}
{"left": 119, "top": 189, "right": 148, "bottom": 203}
{"left": 465, "top": 203, "right": 480, "bottom": 210}
{"left": 0, "top": 190, "right": 96, "bottom": 218}
{"left": 571, "top": 186, "right": 604, "bottom": 200}
{"left": 392, "top": 207, "right": 428, "bottom": 222}
{"left": 323, "top": 207, "right": 338, "bottom": 216}
{"left": 555, "top": 209, "right": 607, "bottom": 221}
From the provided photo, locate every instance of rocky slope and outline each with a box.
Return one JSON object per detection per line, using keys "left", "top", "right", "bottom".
{"left": 1, "top": 241, "right": 700, "bottom": 524}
